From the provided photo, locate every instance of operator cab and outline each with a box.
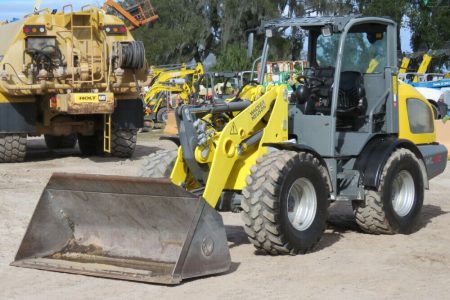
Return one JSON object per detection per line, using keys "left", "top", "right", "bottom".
{"left": 289, "top": 23, "right": 387, "bottom": 130}
{"left": 256, "top": 16, "right": 397, "bottom": 157}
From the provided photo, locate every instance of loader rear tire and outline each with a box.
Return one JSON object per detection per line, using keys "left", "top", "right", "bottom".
{"left": 138, "top": 149, "right": 178, "bottom": 178}
{"left": 111, "top": 129, "right": 137, "bottom": 158}
{"left": 353, "top": 148, "right": 424, "bottom": 234}
{"left": 0, "top": 134, "right": 27, "bottom": 163}
{"left": 241, "top": 151, "right": 329, "bottom": 255}
{"left": 44, "top": 134, "right": 77, "bottom": 149}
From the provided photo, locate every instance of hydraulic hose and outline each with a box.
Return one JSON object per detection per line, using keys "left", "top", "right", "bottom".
{"left": 119, "top": 41, "right": 146, "bottom": 70}
{"left": 186, "top": 101, "right": 252, "bottom": 115}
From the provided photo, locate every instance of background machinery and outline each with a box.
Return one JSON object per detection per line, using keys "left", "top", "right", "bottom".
{"left": 102, "top": 0, "right": 158, "bottom": 31}
{"left": 143, "top": 63, "right": 204, "bottom": 127}
{"left": 13, "top": 16, "right": 447, "bottom": 285}
{"left": 398, "top": 52, "right": 450, "bottom": 156}
{"left": 159, "top": 70, "right": 255, "bottom": 135}
{"left": 0, "top": 6, "right": 150, "bottom": 162}
{"left": 399, "top": 56, "right": 410, "bottom": 74}
{"left": 196, "top": 71, "right": 257, "bottom": 103}
{"left": 261, "top": 60, "right": 307, "bottom": 93}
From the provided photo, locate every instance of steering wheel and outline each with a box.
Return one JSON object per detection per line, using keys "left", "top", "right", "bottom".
{"left": 297, "top": 75, "right": 325, "bottom": 88}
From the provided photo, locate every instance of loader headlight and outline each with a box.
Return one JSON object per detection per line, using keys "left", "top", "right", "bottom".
{"left": 104, "top": 25, "right": 127, "bottom": 35}
{"left": 23, "top": 25, "right": 46, "bottom": 35}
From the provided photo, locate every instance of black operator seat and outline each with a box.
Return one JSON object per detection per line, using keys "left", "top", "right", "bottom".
{"left": 336, "top": 71, "right": 367, "bottom": 118}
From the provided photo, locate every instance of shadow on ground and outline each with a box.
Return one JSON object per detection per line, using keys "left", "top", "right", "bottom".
{"left": 180, "top": 262, "right": 241, "bottom": 286}
{"left": 225, "top": 221, "right": 344, "bottom": 254}
{"left": 24, "top": 138, "right": 163, "bottom": 163}
{"left": 414, "top": 204, "right": 449, "bottom": 232}
{"left": 226, "top": 225, "right": 250, "bottom": 249}
{"left": 327, "top": 201, "right": 448, "bottom": 234}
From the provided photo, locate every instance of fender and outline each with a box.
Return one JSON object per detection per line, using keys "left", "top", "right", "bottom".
{"left": 354, "top": 135, "right": 429, "bottom": 189}
{"left": 112, "top": 99, "right": 143, "bottom": 129}
{"left": 0, "top": 102, "right": 36, "bottom": 133}
{"left": 263, "top": 142, "right": 333, "bottom": 192}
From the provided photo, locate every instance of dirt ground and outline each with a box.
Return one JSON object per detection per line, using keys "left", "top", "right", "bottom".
{"left": 0, "top": 131, "right": 449, "bottom": 300}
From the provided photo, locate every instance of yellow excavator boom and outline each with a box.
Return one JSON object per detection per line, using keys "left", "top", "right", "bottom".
{"left": 413, "top": 53, "right": 433, "bottom": 82}
{"left": 399, "top": 57, "right": 410, "bottom": 74}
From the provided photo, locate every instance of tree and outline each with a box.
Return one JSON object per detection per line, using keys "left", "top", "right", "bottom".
{"left": 132, "top": 0, "right": 213, "bottom": 64}
{"left": 357, "top": 0, "right": 408, "bottom": 53}
{"left": 124, "top": 0, "right": 450, "bottom": 69}
{"left": 407, "top": 1, "right": 450, "bottom": 51}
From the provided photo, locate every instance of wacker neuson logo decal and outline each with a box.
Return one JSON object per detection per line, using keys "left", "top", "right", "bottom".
{"left": 250, "top": 101, "right": 267, "bottom": 121}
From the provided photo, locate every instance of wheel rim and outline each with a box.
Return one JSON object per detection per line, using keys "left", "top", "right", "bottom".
{"left": 287, "top": 178, "right": 317, "bottom": 231}
{"left": 391, "top": 170, "right": 415, "bottom": 217}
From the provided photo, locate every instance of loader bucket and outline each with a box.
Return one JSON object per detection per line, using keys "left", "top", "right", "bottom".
{"left": 11, "top": 173, "right": 231, "bottom": 284}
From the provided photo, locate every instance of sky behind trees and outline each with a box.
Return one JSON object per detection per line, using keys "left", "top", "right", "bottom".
{"left": 0, "top": 0, "right": 414, "bottom": 53}
{"left": 0, "top": 0, "right": 412, "bottom": 52}
{"left": 0, "top": 0, "right": 83, "bottom": 20}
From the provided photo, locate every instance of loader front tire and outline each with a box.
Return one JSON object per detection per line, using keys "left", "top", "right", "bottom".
{"left": 138, "top": 149, "right": 178, "bottom": 178}
{"left": 44, "top": 134, "right": 77, "bottom": 149}
{"left": 353, "top": 148, "right": 424, "bottom": 234}
{"left": 0, "top": 134, "right": 27, "bottom": 163}
{"left": 241, "top": 151, "right": 329, "bottom": 255}
{"left": 111, "top": 129, "right": 137, "bottom": 158}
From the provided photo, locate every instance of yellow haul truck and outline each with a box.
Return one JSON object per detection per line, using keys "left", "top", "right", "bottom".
{"left": 0, "top": 5, "right": 149, "bottom": 162}
{"left": 13, "top": 16, "right": 447, "bottom": 285}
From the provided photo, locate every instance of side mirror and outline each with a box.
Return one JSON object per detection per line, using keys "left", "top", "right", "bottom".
{"left": 321, "top": 25, "right": 333, "bottom": 37}
{"left": 247, "top": 32, "right": 254, "bottom": 58}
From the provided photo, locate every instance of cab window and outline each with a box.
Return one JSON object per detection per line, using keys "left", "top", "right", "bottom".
{"left": 316, "top": 26, "right": 387, "bottom": 73}
{"left": 407, "top": 98, "right": 434, "bottom": 134}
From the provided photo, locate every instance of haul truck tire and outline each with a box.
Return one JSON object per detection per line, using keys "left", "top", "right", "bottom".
{"left": 138, "top": 149, "right": 178, "bottom": 177}
{"left": 111, "top": 129, "right": 137, "bottom": 158}
{"left": 44, "top": 134, "right": 77, "bottom": 149}
{"left": 241, "top": 151, "right": 329, "bottom": 255}
{"left": 353, "top": 148, "right": 424, "bottom": 234}
{"left": 0, "top": 134, "right": 27, "bottom": 163}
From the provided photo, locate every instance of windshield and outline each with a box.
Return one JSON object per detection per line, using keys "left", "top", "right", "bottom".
{"left": 259, "top": 24, "right": 388, "bottom": 86}
{"left": 316, "top": 30, "right": 387, "bottom": 73}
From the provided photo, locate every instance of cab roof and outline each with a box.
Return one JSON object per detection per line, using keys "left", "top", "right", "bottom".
{"left": 263, "top": 15, "right": 393, "bottom": 32}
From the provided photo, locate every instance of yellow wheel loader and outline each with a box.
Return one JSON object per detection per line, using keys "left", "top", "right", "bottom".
{"left": 0, "top": 6, "right": 151, "bottom": 162}
{"left": 13, "top": 16, "right": 447, "bottom": 284}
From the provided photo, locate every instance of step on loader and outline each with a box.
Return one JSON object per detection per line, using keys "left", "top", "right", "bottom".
{"left": 13, "top": 16, "right": 447, "bottom": 284}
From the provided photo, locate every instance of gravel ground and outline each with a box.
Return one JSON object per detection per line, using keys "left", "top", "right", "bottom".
{"left": 0, "top": 131, "right": 449, "bottom": 300}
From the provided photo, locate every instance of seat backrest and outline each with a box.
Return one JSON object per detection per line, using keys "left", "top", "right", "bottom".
{"left": 338, "top": 71, "right": 365, "bottom": 111}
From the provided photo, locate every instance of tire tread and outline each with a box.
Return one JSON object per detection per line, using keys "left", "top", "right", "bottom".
{"left": 111, "top": 129, "right": 137, "bottom": 158}
{"left": 0, "top": 134, "right": 27, "bottom": 163}
{"left": 354, "top": 148, "right": 422, "bottom": 234}
{"left": 138, "top": 149, "right": 178, "bottom": 178}
{"left": 241, "top": 151, "right": 329, "bottom": 255}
